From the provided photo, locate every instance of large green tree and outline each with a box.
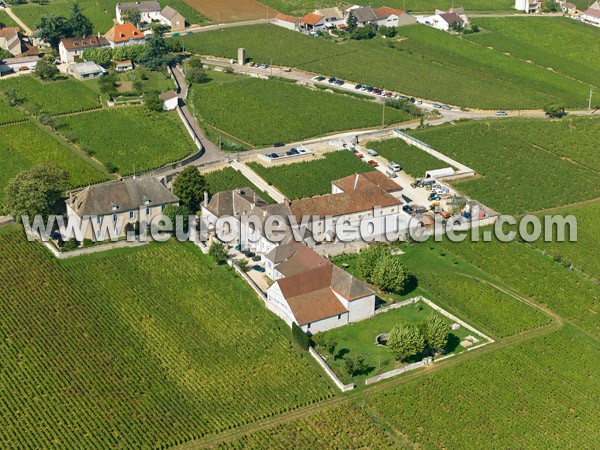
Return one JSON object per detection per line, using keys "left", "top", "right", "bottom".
{"left": 387, "top": 324, "right": 425, "bottom": 361}
{"left": 173, "top": 166, "right": 207, "bottom": 212}
{"left": 35, "top": 14, "right": 72, "bottom": 49}
{"left": 208, "top": 241, "right": 228, "bottom": 265}
{"left": 121, "top": 8, "right": 141, "bottom": 27}
{"left": 421, "top": 314, "right": 449, "bottom": 353}
{"left": 69, "top": 3, "right": 93, "bottom": 37}
{"left": 356, "top": 245, "right": 389, "bottom": 283}
{"left": 140, "top": 25, "right": 173, "bottom": 70}
{"left": 3, "top": 164, "right": 69, "bottom": 219}
{"left": 372, "top": 254, "right": 409, "bottom": 293}
{"left": 34, "top": 56, "right": 59, "bottom": 80}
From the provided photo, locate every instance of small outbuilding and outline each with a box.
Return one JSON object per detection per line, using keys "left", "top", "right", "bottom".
{"left": 67, "top": 61, "right": 106, "bottom": 80}
{"left": 159, "top": 90, "right": 178, "bottom": 110}
{"left": 425, "top": 167, "right": 454, "bottom": 179}
{"left": 114, "top": 59, "right": 133, "bottom": 72}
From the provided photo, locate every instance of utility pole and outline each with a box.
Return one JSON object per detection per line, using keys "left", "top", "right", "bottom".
{"left": 381, "top": 101, "right": 385, "bottom": 129}
{"left": 588, "top": 86, "right": 594, "bottom": 114}
{"left": 217, "top": 12, "right": 220, "bottom": 27}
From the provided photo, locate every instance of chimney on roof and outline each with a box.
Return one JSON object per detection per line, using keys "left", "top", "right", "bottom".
{"left": 353, "top": 173, "right": 359, "bottom": 190}
{"left": 203, "top": 191, "right": 208, "bottom": 206}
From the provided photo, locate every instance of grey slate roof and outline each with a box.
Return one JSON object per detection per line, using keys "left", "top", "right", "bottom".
{"left": 205, "top": 187, "right": 267, "bottom": 217}
{"left": 331, "top": 265, "right": 374, "bottom": 299}
{"left": 118, "top": 1, "right": 160, "bottom": 13}
{"left": 352, "top": 7, "right": 378, "bottom": 23}
{"left": 160, "top": 5, "right": 182, "bottom": 20}
{"left": 67, "top": 178, "right": 179, "bottom": 217}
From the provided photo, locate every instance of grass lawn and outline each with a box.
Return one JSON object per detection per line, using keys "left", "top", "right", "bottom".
{"left": 314, "top": 299, "right": 480, "bottom": 384}
{"left": 0, "top": 231, "right": 333, "bottom": 448}
{"left": 0, "top": 10, "right": 19, "bottom": 28}
{"left": 204, "top": 166, "right": 275, "bottom": 203}
{"left": 247, "top": 151, "right": 375, "bottom": 199}
{"left": 179, "top": 23, "right": 592, "bottom": 109}
{"left": 190, "top": 74, "right": 414, "bottom": 147}
{"left": 11, "top": 0, "right": 209, "bottom": 33}
{"left": 368, "top": 137, "right": 454, "bottom": 179}
{"left": 0, "top": 76, "right": 101, "bottom": 115}
{"left": 56, "top": 107, "right": 196, "bottom": 175}
{"left": 407, "top": 117, "right": 600, "bottom": 214}
{"left": 0, "top": 122, "right": 109, "bottom": 205}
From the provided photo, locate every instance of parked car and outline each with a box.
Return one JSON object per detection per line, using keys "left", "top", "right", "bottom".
{"left": 433, "top": 103, "right": 442, "bottom": 109}
{"left": 386, "top": 92, "right": 393, "bottom": 97}
{"left": 365, "top": 86, "right": 374, "bottom": 92}
{"left": 416, "top": 100, "right": 423, "bottom": 105}
{"left": 252, "top": 265, "right": 265, "bottom": 272}
{"left": 315, "top": 76, "right": 326, "bottom": 81}
{"left": 335, "top": 80, "right": 344, "bottom": 86}
{"left": 415, "top": 205, "right": 427, "bottom": 214}
{"left": 368, "top": 160, "right": 379, "bottom": 167}
{"left": 355, "top": 84, "right": 363, "bottom": 90}
{"left": 354, "top": 151, "right": 364, "bottom": 158}
{"left": 297, "top": 147, "right": 308, "bottom": 154}
{"left": 244, "top": 251, "right": 255, "bottom": 258}
{"left": 367, "top": 149, "right": 379, "bottom": 156}
{"left": 328, "top": 77, "right": 336, "bottom": 83}
{"left": 388, "top": 161, "right": 401, "bottom": 172}
{"left": 272, "top": 142, "right": 284, "bottom": 147}
{"left": 403, "top": 204, "right": 414, "bottom": 214}
{"left": 252, "top": 255, "right": 261, "bottom": 262}
{"left": 288, "top": 148, "right": 300, "bottom": 155}
{"left": 409, "top": 97, "right": 416, "bottom": 103}
{"left": 249, "top": 61, "right": 255, "bottom": 67}
{"left": 235, "top": 244, "right": 241, "bottom": 251}
{"left": 263, "top": 64, "right": 269, "bottom": 69}
{"left": 428, "top": 193, "right": 441, "bottom": 201}
{"left": 496, "top": 110, "right": 508, "bottom": 116}
{"left": 439, "top": 211, "right": 451, "bottom": 219}
{"left": 386, "top": 169, "right": 397, "bottom": 178}
{"left": 441, "top": 105, "right": 452, "bottom": 110}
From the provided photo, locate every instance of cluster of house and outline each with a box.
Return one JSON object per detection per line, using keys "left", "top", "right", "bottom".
{"left": 0, "top": 22, "right": 42, "bottom": 76}
{"left": 415, "top": 8, "right": 471, "bottom": 32}
{"left": 514, "top": 0, "right": 599, "bottom": 22}
{"left": 581, "top": 0, "right": 600, "bottom": 26}
{"left": 274, "top": 5, "right": 417, "bottom": 33}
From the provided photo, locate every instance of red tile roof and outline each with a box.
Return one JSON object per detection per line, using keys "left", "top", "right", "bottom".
{"left": 301, "top": 13, "right": 324, "bottom": 25}
{"left": 60, "top": 35, "right": 109, "bottom": 50}
{"left": 275, "top": 13, "right": 298, "bottom": 23}
{"left": 374, "top": 6, "right": 405, "bottom": 18}
{"left": 105, "top": 23, "right": 144, "bottom": 44}
{"left": 332, "top": 172, "right": 402, "bottom": 194}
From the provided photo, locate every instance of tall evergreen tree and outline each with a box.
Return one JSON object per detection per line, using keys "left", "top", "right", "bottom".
{"left": 69, "top": 3, "right": 93, "bottom": 37}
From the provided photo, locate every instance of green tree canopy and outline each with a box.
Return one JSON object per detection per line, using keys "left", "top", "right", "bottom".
{"left": 208, "top": 241, "right": 228, "bottom": 264}
{"left": 185, "top": 58, "right": 208, "bottom": 84}
{"left": 34, "top": 57, "right": 59, "bottom": 80}
{"left": 387, "top": 324, "right": 425, "bottom": 361}
{"left": 172, "top": 166, "right": 207, "bottom": 212}
{"left": 3, "top": 164, "right": 70, "bottom": 219}
{"left": 372, "top": 254, "right": 409, "bottom": 293}
{"left": 143, "top": 91, "right": 164, "bottom": 112}
{"left": 35, "top": 14, "right": 72, "bottom": 49}
{"left": 346, "top": 11, "right": 358, "bottom": 31}
{"left": 140, "top": 25, "right": 173, "bottom": 70}
{"left": 421, "top": 314, "right": 449, "bottom": 353}
{"left": 162, "top": 204, "right": 191, "bottom": 234}
{"left": 121, "top": 8, "right": 141, "bottom": 27}
{"left": 356, "top": 245, "right": 389, "bottom": 283}
{"left": 69, "top": 3, "right": 93, "bottom": 37}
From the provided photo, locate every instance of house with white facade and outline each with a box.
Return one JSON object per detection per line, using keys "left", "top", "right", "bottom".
{"left": 314, "top": 7, "right": 345, "bottom": 27}
{"left": 265, "top": 243, "right": 375, "bottom": 333}
{"left": 0, "top": 27, "right": 22, "bottom": 57}
{"left": 116, "top": 1, "right": 161, "bottom": 24}
{"left": 66, "top": 177, "right": 179, "bottom": 241}
{"left": 0, "top": 55, "right": 39, "bottom": 76}
{"left": 300, "top": 13, "right": 326, "bottom": 32}
{"left": 514, "top": 0, "right": 540, "bottom": 13}
{"left": 59, "top": 35, "right": 110, "bottom": 64}
{"left": 274, "top": 13, "right": 300, "bottom": 30}
{"left": 417, "top": 12, "right": 469, "bottom": 31}
{"left": 159, "top": 90, "right": 178, "bottom": 110}
{"left": 582, "top": 1, "right": 600, "bottom": 26}
{"left": 104, "top": 23, "right": 145, "bottom": 48}
{"left": 160, "top": 6, "right": 185, "bottom": 31}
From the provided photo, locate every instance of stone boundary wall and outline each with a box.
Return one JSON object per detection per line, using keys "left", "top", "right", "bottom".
{"left": 308, "top": 348, "right": 355, "bottom": 392}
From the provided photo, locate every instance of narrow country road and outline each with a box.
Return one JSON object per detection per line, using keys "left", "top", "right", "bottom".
{"left": 229, "top": 161, "right": 287, "bottom": 202}
{"left": 2, "top": 6, "right": 33, "bottom": 35}
{"left": 166, "top": 18, "right": 274, "bottom": 38}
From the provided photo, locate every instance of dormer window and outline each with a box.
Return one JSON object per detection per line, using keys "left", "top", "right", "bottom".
{"left": 111, "top": 204, "right": 119, "bottom": 211}
{"left": 144, "top": 199, "right": 151, "bottom": 205}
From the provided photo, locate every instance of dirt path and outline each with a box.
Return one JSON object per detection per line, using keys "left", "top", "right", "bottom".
{"left": 2, "top": 7, "right": 32, "bottom": 35}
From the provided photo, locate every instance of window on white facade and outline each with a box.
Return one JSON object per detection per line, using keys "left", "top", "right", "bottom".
{"left": 96, "top": 216, "right": 101, "bottom": 224}
{"left": 112, "top": 214, "right": 118, "bottom": 222}
{"left": 307, "top": 323, "right": 311, "bottom": 330}
{"left": 338, "top": 314, "right": 342, "bottom": 320}
{"left": 146, "top": 207, "right": 152, "bottom": 215}
{"left": 96, "top": 230, "right": 103, "bottom": 239}
{"left": 129, "top": 211, "right": 135, "bottom": 219}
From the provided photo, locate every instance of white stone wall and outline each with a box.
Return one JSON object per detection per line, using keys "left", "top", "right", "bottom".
{"left": 301, "top": 312, "right": 348, "bottom": 334}
{"left": 266, "top": 282, "right": 296, "bottom": 325}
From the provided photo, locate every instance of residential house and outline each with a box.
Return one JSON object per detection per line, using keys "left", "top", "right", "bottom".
{"left": 514, "top": 0, "right": 540, "bottom": 13}
{"left": 290, "top": 171, "right": 406, "bottom": 243}
{"left": 373, "top": 6, "right": 405, "bottom": 27}
{"left": 561, "top": 2, "right": 577, "bottom": 14}
{"left": 59, "top": 35, "right": 110, "bottom": 64}
{"left": 0, "top": 55, "right": 39, "bottom": 76}
{"left": 159, "top": 90, "right": 178, "bottom": 110}
{"left": 66, "top": 177, "right": 179, "bottom": 241}
{"left": 582, "top": 1, "right": 600, "bottom": 26}
{"left": 274, "top": 13, "right": 300, "bottom": 30}
{"left": 67, "top": 61, "right": 106, "bottom": 80}
{"left": 104, "top": 23, "right": 145, "bottom": 48}
{"left": 300, "top": 13, "right": 325, "bottom": 32}
{"left": 116, "top": 1, "right": 161, "bottom": 24}
{"left": 349, "top": 7, "right": 379, "bottom": 27}
{"left": 115, "top": 59, "right": 134, "bottom": 71}
{"left": 265, "top": 243, "right": 375, "bottom": 333}
{"left": 314, "top": 7, "right": 344, "bottom": 27}
{"left": 0, "top": 27, "right": 21, "bottom": 57}
{"left": 160, "top": 6, "right": 185, "bottom": 32}
{"left": 417, "top": 12, "right": 468, "bottom": 31}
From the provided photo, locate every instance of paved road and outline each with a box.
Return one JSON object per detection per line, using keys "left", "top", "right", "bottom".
{"left": 2, "top": 6, "right": 33, "bottom": 35}
{"left": 166, "top": 18, "right": 274, "bottom": 38}
{"left": 230, "top": 160, "right": 287, "bottom": 202}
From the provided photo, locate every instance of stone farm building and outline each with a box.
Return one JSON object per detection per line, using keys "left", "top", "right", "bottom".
{"left": 66, "top": 177, "right": 179, "bottom": 241}
{"left": 104, "top": 23, "right": 146, "bottom": 48}
{"left": 116, "top": 1, "right": 162, "bottom": 24}
{"left": 59, "top": 35, "right": 110, "bottom": 64}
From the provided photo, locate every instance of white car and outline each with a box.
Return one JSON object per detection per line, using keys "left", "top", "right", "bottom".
{"left": 496, "top": 110, "right": 508, "bottom": 116}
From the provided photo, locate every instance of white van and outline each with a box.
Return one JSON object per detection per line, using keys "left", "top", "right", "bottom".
{"left": 367, "top": 149, "right": 379, "bottom": 157}
{"left": 388, "top": 161, "right": 401, "bottom": 172}
{"left": 386, "top": 169, "right": 397, "bottom": 178}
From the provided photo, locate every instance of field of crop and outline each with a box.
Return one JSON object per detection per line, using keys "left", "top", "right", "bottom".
{"left": 247, "top": 151, "right": 374, "bottom": 199}
{"left": 369, "top": 137, "right": 452, "bottom": 179}
{"left": 465, "top": 18, "right": 600, "bottom": 89}
{"left": 0, "top": 123, "right": 108, "bottom": 205}
{"left": 362, "top": 325, "right": 600, "bottom": 448}
{"left": 179, "top": 24, "right": 590, "bottom": 109}
{"left": 204, "top": 167, "right": 275, "bottom": 203}
{"left": 261, "top": 0, "right": 514, "bottom": 15}
{"left": 535, "top": 202, "right": 600, "bottom": 280}
{"left": 211, "top": 402, "right": 399, "bottom": 449}
{"left": 191, "top": 76, "right": 412, "bottom": 147}
{"left": 0, "top": 76, "right": 100, "bottom": 116}
{"left": 0, "top": 231, "right": 333, "bottom": 448}
{"left": 0, "top": 96, "right": 26, "bottom": 125}
{"left": 441, "top": 235, "right": 600, "bottom": 339}
{"left": 0, "top": 10, "right": 19, "bottom": 28}
{"left": 11, "top": 0, "right": 208, "bottom": 33}
{"left": 57, "top": 108, "right": 195, "bottom": 175}
{"left": 408, "top": 118, "right": 600, "bottom": 214}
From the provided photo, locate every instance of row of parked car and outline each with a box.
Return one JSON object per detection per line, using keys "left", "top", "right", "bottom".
{"left": 266, "top": 147, "right": 310, "bottom": 160}
{"left": 314, "top": 76, "right": 424, "bottom": 105}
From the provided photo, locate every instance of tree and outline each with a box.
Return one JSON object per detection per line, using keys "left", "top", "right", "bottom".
{"left": 291, "top": 322, "right": 310, "bottom": 350}
{"left": 140, "top": 25, "right": 173, "bottom": 70}
{"left": 356, "top": 245, "right": 389, "bottom": 283}
{"left": 387, "top": 324, "right": 425, "bottom": 361}
{"left": 98, "top": 72, "right": 118, "bottom": 97}
{"left": 471, "top": 23, "right": 480, "bottom": 33}
{"left": 35, "top": 14, "right": 72, "bottom": 49}
{"left": 324, "top": 338, "right": 337, "bottom": 358}
{"left": 542, "top": 0, "right": 560, "bottom": 12}
{"left": 238, "top": 259, "right": 248, "bottom": 272}
{"left": 378, "top": 25, "right": 397, "bottom": 38}
{"left": 343, "top": 354, "right": 366, "bottom": 377}
{"left": 121, "top": 8, "right": 141, "bottom": 27}
{"left": 162, "top": 204, "right": 191, "bottom": 234}
{"left": 34, "top": 57, "right": 59, "bottom": 80}
{"left": 185, "top": 58, "right": 208, "bottom": 84}
{"left": 208, "top": 241, "right": 228, "bottom": 264}
{"left": 544, "top": 104, "right": 566, "bottom": 118}
{"left": 3, "top": 164, "right": 69, "bottom": 219}
{"left": 372, "top": 255, "right": 409, "bottom": 293}
{"left": 449, "top": 21, "right": 463, "bottom": 32}
{"left": 351, "top": 23, "right": 376, "bottom": 40}
{"left": 173, "top": 166, "right": 207, "bottom": 212}
{"left": 421, "top": 314, "right": 449, "bottom": 353}
{"left": 346, "top": 11, "right": 358, "bottom": 32}
{"left": 0, "top": 49, "right": 12, "bottom": 59}
{"left": 143, "top": 91, "right": 164, "bottom": 112}
{"left": 68, "top": 3, "right": 93, "bottom": 38}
